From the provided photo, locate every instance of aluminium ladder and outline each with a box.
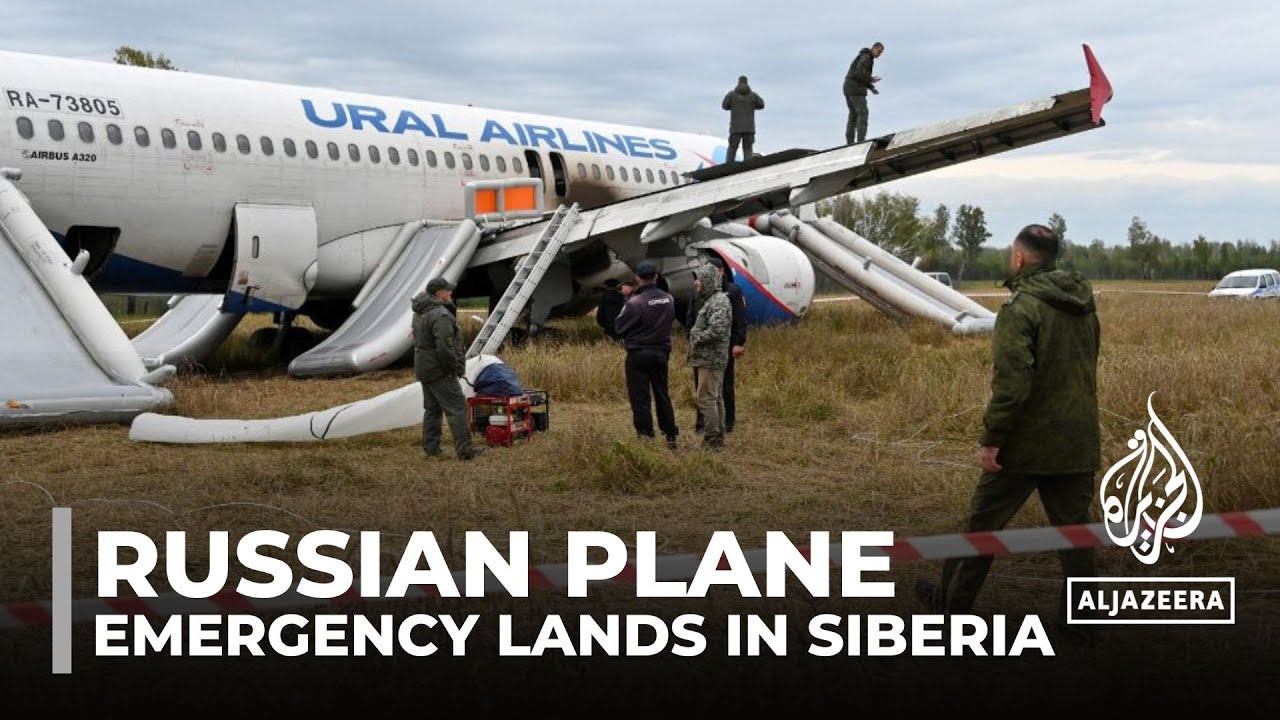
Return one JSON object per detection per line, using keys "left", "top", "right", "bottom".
{"left": 466, "top": 203, "right": 580, "bottom": 359}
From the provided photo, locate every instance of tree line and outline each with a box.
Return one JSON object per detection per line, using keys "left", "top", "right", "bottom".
{"left": 813, "top": 191, "right": 1279, "bottom": 288}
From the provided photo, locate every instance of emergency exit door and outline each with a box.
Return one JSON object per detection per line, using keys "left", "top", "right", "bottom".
{"left": 524, "top": 149, "right": 569, "bottom": 205}
{"left": 224, "top": 203, "right": 318, "bottom": 313}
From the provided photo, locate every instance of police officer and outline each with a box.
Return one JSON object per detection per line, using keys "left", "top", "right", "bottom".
{"left": 596, "top": 278, "right": 626, "bottom": 342}
{"left": 411, "top": 278, "right": 486, "bottom": 461}
{"left": 689, "top": 256, "right": 747, "bottom": 434}
{"left": 614, "top": 260, "right": 679, "bottom": 449}
{"left": 915, "top": 224, "right": 1100, "bottom": 634}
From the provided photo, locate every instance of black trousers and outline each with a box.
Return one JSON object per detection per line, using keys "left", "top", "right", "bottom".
{"left": 625, "top": 348, "right": 678, "bottom": 439}
{"left": 727, "top": 132, "right": 754, "bottom": 163}
{"left": 695, "top": 353, "right": 735, "bottom": 432}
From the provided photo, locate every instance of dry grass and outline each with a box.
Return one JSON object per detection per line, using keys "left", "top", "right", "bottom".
{"left": 1, "top": 281, "right": 1278, "bottom": 618}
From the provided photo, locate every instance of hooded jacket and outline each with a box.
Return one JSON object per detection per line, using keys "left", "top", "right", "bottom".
{"left": 687, "top": 264, "right": 733, "bottom": 370}
{"left": 980, "top": 263, "right": 1102, "bottom": 475}
{"left": 722, "top": 79, "right": 765, "bottom": 134}
{"left": 411, "top": 291, "right": 465, "bottom": 384}
{"left": 843, "top": 48, "right": 875, "bottom": 97}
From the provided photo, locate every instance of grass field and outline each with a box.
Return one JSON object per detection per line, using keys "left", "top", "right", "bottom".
{"left": 2, "top": 280, "right": 1277, "bottom": 613}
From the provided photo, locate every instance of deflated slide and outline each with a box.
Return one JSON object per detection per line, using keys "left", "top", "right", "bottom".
{"left": 128, "top": 355, "right": 503, "bottom": 443}
{"left": 0, "top": 173, "right": 173, "bottom": 426}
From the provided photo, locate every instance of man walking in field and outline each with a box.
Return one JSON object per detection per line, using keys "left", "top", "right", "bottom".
{"left": 843, "top": 42, "right": 883, "bottom": 144}
{"left": 914, "top": 224, "right": 1101, "bottom": 641}
{"left": 411, "top": 278, "right": 486, "bottom": 461}
{"left": 687, "top": 262, "right": 733, "bottom": 450}
{"left": 722, "top": 75, "right": 765, "bottom": 163}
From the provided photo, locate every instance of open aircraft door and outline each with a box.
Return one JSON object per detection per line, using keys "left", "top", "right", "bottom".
{"left": 224, "top": 203, "right": 319, "bottom": 313}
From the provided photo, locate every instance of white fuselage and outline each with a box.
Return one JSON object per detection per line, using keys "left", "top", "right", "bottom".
{"left": 0, "top": 50, "right": 727, "bottom": 300}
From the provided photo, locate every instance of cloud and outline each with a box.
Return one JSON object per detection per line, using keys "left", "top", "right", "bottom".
{"left": 2, "top": 0, "right": 1277, "bottom": 242}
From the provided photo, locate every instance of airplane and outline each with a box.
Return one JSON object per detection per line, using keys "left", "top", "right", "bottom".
{"left": 0, "top": 45, "right": 1113, "bottom": 428}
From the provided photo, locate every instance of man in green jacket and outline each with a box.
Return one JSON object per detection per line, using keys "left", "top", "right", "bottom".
{"left": 843, "top": 42, "right": 883, "bottom": 145}
{"left": 687, "top": 263, "right": 733, "bottom": 450}
{"left": 915, "top": 224, "right": 1100, "bottom": 629}
{"left": 411, "top": 277, "right": 485, "bottom": 461}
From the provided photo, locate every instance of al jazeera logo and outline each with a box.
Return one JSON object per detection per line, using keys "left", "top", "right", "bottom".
{"left": 1066, "top": 393, "right": 1234, "bottom": 625}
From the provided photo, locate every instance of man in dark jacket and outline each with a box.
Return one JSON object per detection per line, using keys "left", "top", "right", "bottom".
{"left": 722, "top": 75, "right": 765, "bottom": 163}
{"left": 595, "top": 278, "right": 625, "bottom": 342}
{"left": 915, "top": 224, "right": 1100, "bottom": 629}
{"left": 411, "top": 277, "right": 485, "bottom": 460}
{"left": 843, "top": 42, "right": 883, "bottom": 145}
{"left": 614, "top": 260, "right": 679, "bottom": 448}
{"left": 689, "top": 256, "right": 747, "bottom": 433}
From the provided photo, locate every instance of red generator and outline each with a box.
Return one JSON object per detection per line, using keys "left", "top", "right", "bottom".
{"left": 467, "top": 390, "right": 550, "bottom": 447}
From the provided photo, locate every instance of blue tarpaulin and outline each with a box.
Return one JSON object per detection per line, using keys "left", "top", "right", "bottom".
{"left": 474, "top": 362, "right": 524, "bottom": 397}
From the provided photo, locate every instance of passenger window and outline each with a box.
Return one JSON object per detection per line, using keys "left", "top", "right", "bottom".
{"left": 134, "top": 126, "right": 150, "bottom": 146}
{"left": 592, "top": 164, "right": 601, "bottom": 180}
{"left": 479, "top": 154, "right": 490, "bottom": 171}
{"left": 327, "top": 142, "right": 339, "bottom": 160}
{"left": 305, "top": 140, "right": 318, "bottom": 159}
{"left": 388, "top": 146, "right": 400, "bottom": 165}
{"left": 606, "top": 165, "right": 615, "bottom": 180}
{"left": 513, "top": 157, "right": 523, "bottom": 173}
{"left": 348, "top": 143, "right": 360, "bottom": 162}
{"left": 284, "top": 138, "right": 297, "bottom": 157}
{"left": 237, "top": 134, "right": 251, "bottom": 154}
{"left": 77, "top": 122, "right": 94, "bottom": 143}
{"left": 261, "top": 137, "right": 274, "bottom": 155}
{"left": 445, "top": 152, "right": 456, "bottom": 169}
{"left": 48, "top": 119, "right": 65, "bottom": 141}
{"left": 213, "top": 132, "right": 227, "bottom": 152}
{"left": 619, "top": 167, "right": 628, "bottom": 181}
{"left": 425, "top": 150, "right": 437, "bottom": 167}
{"left": 187, "top": 130, "right": 201, "bottom": 150}
{"left": 161, "top": 128, "right": 176, "bottom": 148}
{"left": 106, "top": 123, "right": 122, "bottom": 145}
{"left": 646, "top": 169, "right": 654, "bottom": 184}
{"left": 496, "top": 156, "right": 507, "bottom": 172}
{"left": 633, "top": 167, "right": 641, "bottom": 182}
{"left": 462, "top": 153, "right": 472, "bottom": 170}
{"left": 577, "top": 163, "right": 587, "bottom": 179}
{"left": 659, "top": 169, "right": 667, "bottom": 184}
{"left": 16, "top": 117, "right": 34, "bottom": 139}
{"left": 408, "top": 148, "right": 419, "bottom": 166}
{"left": 369, "top": 145, "right": 380, "bottom": 163}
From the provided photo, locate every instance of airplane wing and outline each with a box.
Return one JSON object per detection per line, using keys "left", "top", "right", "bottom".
{"left": 471, "top": 43, "right": 1113, "bottom": 266}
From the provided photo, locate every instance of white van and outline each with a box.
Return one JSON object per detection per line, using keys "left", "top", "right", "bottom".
{"left": 925, "top": 272, "right": 953, "bottom": 288}
{"left": 1208, "top": 268, "right": 1280, "bottom": 298}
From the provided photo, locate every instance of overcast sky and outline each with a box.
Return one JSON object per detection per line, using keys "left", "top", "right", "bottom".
{"left": 3, "top": 0, "right": 1277, "bottom": 247}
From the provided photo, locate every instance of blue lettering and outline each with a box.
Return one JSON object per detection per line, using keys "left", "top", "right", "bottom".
{"left": 556, "top": 128, "right": 589, "bottom": 152}
{"left": 514, "top": 123, "right": 528, "bottom": 145}
{"left": 649, "top": 138, "right": 677, "bottom": 161}
{"left": 591, "top": 132, "right": 627, "bottom": 156}
{"left": 584, "top": 132, "right": 598, "bottom": 153}
{"left": 393, "top": 110, "right": 435, "bottom": 137}
{"left": 432, "top": 114, "right": 468, "bottom": 140}
{"left": 622, "top": 135, "right": 653, "bottom": 159}
{"left": 480, "top": 120, "right": 518, "bottom": 145}
{"left": 525, "top": 124, "right": 559, "bottom": 149}
{"left": 302, "top": 99, "right": 347, "bottom": 128}
{"left": 347, "top": 104, "right": 390, "bottom": 133}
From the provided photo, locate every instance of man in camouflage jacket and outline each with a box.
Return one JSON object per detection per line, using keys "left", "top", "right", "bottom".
{"left": 687, "top": 262, "right": 733, "bottom": 449}
{"left": 411, "top": 277, "right": 485, "bottom": 461}
{"left": 916, "top": 224, "right": 1101, "bottom": 634}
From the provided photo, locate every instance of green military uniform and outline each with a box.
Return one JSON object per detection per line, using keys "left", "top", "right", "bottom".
{"left": 843, "top": 47, "right": 876, "bottom": 144}
{"left": 929, "top": 261, "right": 1101, "bottom": 618}
{"left": 411, "top": 281, "right": 483, "bottom": 460}
{"left": 687, "top": 263, "right": 733, "bottom": 449}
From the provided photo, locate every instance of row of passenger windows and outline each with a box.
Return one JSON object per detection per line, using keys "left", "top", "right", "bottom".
{"left": 13, "top": 116, "right": 688, "bottom": 186}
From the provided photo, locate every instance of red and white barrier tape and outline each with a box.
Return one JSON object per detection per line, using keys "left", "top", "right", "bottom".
{"left": 3, "top": 508, "right": 1276, "bottom": 630}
